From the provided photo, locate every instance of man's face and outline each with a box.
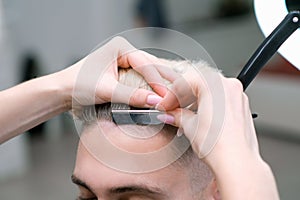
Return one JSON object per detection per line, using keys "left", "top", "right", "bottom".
{"left": 72, "top": 121, "right": 213, "bottom": 200}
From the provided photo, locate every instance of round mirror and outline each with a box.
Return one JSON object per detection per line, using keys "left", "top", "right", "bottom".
{"left": 254, "top": 0, "right": 300, "bottom": 70}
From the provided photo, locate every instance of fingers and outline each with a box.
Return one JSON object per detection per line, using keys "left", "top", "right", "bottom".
{"left": 157, "top": 76, "right": 197, "bottom": 111}
{"left": 87, "top": 37, "right": 206, "bottom": 110}
{"left": 159, "top": 108, "right": 195, "bottom": 128}
{"left": 141, "top": 54, "right": 181, "bottom": 82}
{"left": 87, "top": 36, "right": 166, "bottom": 104}
{"left": 153, "top": 64, "right": 181, "bottom": 83}
{"left": 127, "top": 52, "right": 168, "bottom": 96}
{"left": 156, "top": 90, "right": 180, "bottom": 111}
{"left": 157, "top": 108, "right": 204, "bottom": 154}
{"left": 109, "top": 82, "right": 162, "bottom": 108}
{"left": 129, "top": 88, "right": 162, "bottom": 108}
{"left": 110, "top": 37, "right": 167, "bottom": 96}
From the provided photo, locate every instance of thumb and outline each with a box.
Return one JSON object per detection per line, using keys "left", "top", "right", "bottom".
{"left": 157, "top": 104, "right": 218, "bottom": 158}
{"left": 157, "top": 108, "right": 204, "bottom": 155}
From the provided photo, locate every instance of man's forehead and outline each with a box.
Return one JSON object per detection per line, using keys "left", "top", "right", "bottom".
{"left": 74, "top": 141, "right": 188, "bottom": 197}
{"left": 81, "top": 120, "right": 175, "bottom": 153}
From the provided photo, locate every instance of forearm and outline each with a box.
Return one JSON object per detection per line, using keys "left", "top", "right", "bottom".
{"left": 213, "top": 155, "right": 280, "bottom": 200}
{"left": 0, "top": 72, "right": 71, "bottom": 143}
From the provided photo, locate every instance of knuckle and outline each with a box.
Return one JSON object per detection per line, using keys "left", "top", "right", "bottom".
{"left": 130, "top": 93, "right": 140, "bottom": 105}
{"left": 172, "top": 80, "right": 182, "bottom": 94}
{"left": 226, "top": 78, "right": 244, "bottom": 93}
{"left": 172, "top": 81, "right": 190, "bottom": 101}
{"left": 243, "top": 93, "right": 250, "bottom": 105}
{"left": 172, "top": 108, "right": 184, "bottom": 127}
{"left": 111, "top": 36, "right": 127, "bottom": 44}
{"left": 130, "top": 90, "right": 145, "bottom": 106}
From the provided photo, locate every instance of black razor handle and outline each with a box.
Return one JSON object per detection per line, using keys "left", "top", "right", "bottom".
{"left": 237, "top": 11, "right": 300, "bottom": 90}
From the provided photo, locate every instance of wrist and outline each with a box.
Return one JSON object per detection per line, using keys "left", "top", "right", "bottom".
{"left": 206, "top": 147, "right": 266, "bottom": 176}
{"left": 48, "top": 68, "right": 74, "bottom": 111}
{"left": 212, "top": 154, "right": 268, "bottom": 177}
{"left": 208, "top": 154, "right": 279, "bottom": 199}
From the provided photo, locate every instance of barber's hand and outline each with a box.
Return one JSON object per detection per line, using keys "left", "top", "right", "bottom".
{"left": 157, "top": 66, "right": 259, "bottom": 165}
{"left": 56, "top": 36, "right": 167, "bottom": 109}
{"left": 156, "top": 66, "right": 279, "bottom": 199}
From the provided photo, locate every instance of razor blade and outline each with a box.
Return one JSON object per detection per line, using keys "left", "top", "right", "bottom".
{"left": 111, "top": 109, "right": 165, "bottom": 125}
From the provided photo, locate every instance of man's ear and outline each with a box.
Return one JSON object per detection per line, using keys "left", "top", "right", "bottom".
{"left": 203, "top": 178, "right": 221, "bottom": 200}
{"left": 211, "top": 179, "right": 221, "bottom": 200}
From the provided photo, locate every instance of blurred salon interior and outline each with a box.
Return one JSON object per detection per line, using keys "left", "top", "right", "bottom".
{"left": 0, "top": 0, "right": 299, "bottom": 199}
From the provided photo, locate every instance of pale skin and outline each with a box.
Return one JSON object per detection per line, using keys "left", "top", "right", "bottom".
{"left": 0, "top": 37, "right": 279, "bottom": 199}
{"left": 73, "top": 122, "right": 218, "bottom": 200}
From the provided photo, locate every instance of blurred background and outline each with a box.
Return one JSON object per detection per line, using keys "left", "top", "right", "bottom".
{"left": 0, "top": 0, "right": 299, "bottom": 199}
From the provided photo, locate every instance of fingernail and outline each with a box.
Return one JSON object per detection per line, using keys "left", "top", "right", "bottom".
{"left": 177, "top": 127, "right": 184, "bottom": 137}
{"left": 147, "top": 95, "right": 162, "bottom": 105}
{"left": 157, "top": 114, "right": 175, "bottom": 124}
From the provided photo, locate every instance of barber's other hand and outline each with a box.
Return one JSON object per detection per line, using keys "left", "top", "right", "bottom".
{"left": 56, "top": 36, "right": 167, "bottom": 109}
{"left": 156, "top": 66, "right": 279, "bottom": 199}
{"left": 157, "top": 66, "right": 261, "bottom": 168}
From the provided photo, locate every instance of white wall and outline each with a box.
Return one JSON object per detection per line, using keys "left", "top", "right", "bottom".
{"left": 166, "top": 0, "right": 219, "bottom": 24}
{"left": 248, "top": 75, "right": 300, "bottom": 135}
{"left": 4, "top": 0, "right": 226, "bottom": 74}
{"left": 0, "top": 0, "right": 29, "bottom": 181}
{"left": 5, "top": 0, "right": 136, "bottom": 74}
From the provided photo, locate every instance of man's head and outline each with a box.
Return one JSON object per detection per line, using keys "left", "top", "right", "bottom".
{"left": 72, "top": 60, "right": 220, "bottom": 200}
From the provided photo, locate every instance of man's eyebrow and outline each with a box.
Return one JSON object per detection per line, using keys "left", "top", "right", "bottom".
{"left": 109, "top": 184, "right": 166, "bottom": 196}
{"left": 71, "top": 174, "right": 93, "bottom": 192}
{"left": 72, "top": 175, "right": 166, "bottom": 197}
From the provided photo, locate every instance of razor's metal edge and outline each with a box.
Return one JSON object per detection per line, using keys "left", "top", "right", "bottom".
{"left": 111, "top": 109, "right": 165, "bottom": 125}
